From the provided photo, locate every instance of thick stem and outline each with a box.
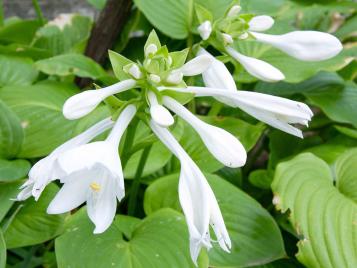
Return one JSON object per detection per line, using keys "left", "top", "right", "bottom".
{"left": 32, "top": 0, "right": 45, "bottom": 25}
{"left": 127, "top": 145, "right": 152, "bottom": 215}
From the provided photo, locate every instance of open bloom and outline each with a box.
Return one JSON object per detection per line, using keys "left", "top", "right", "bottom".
{"left": 16, "top": 117, "right": 114, "bottom": 201}
{"left": 150, "top": 120, "right": 231, "bottom": 264}
{"left": 47, "top": 105, "right": 137, "bottom": 233}
{"left": 197, "top": 4, "right": 343, "bottom": 82}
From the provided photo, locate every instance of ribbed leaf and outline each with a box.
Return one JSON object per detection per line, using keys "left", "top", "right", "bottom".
{"left": 272, "top": 153, "right": 357, "bottom": 268}
{"left": 0, "top": 159, "right": 31, "bottom": 182}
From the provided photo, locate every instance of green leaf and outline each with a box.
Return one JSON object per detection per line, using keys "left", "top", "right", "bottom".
{"left": 55, "top": 208, "right": 196, "bottom": 267}
{"left": 35, "top": 54, "right": 108, "bottom": 80}
{"left": 0, "top": 19, "right": 42, "bottom": 44}
{"left": 248, "top": 169, "right": 273, "bottom": 190}
{"left": 306, "top": 82, "right": 357, "bottom": 127}
{"left": 195, "top": 0, "right": 234, "bottom": 20}
{"left": 0, "top": 230, "right": 5, "bottom": 268}
{"left": 0, "top": 159, "right": 31, "bottom": 182}
{"left": 4, "top": 184, "right": 66, "bottom": 249}
{"left": 144, "top": 173, "right": 285, "bottom": 267}
{"left": 108, "top": 50, "right": 133, "bottom": 80}
{"left": 134, "top": 0, "right": 192, "bottom": 39}
{"left": 234, "top": 41, "right": 356, "bottom": 83}
{"left": 0, "top": 82, "right": 79, "bottom": 158}
{"left": 0, "top": 55, "right": 38, "bottom": 86}
{"left": 87, "top": 0, "right": 107, "bottom": 10}
{"left": 335, "top": 148, "right": 357, "bottom": 203}
{"left": 272, "top": 153, "right": 357, "bottom": 268}
{"left": 0, "top": 181, "right": 22, "bottom": 222}
{"left": 0, "top": 100, "right": 24, "bottom": 159}
{"left": 32, "top": 15, "right": 92, "bottom": 55}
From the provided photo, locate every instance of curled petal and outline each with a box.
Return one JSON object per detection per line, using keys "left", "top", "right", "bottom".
{"left": 226, "top": 46, "right": 285, "bottom": 82}
{"left": 249, "top": 15, "right": 274, "bottom": 32}
{"left": 251, "top": 31, "right": 343, "bottom": 61}
{"left": 63, "top": 79, "right": 136, "bottom": 120}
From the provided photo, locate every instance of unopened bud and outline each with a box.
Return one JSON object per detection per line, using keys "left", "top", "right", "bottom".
{"left": 197, "top": 21, "right": 212, "bottom": 41}
{"left": 166, "top": 71, "right": 183, "bottom": 84}
{"left": 149, "top": 74, "right": 161, "bottom": 83}
{"left": 239, "top": 32, "right": 249, "bottom": 40}
{"left": 227, "top": 5, "right": 241, "bottom": 17}
{"left": 222, "top": 33, "right": 234, "bottom": 44}
{"left": 128, "top": 64, "right": 142, "bottom": 79}
{"left": 145, "top": 44, "right": 158, "bottom": 57}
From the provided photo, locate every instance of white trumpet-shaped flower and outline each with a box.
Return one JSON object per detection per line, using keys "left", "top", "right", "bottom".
{"left": 16, "top": 117, "right": 114, "bottom": 201}
{"left": 148, "top": 91, "right": 174, "bottom": 127}
{"left": 159, "top": 86, "right": 313, "bottom": 138}
{"left": 163, "top": 96, "right": 246, "bottom": 167}
{"left": 251, "top": 31, "right": 343, "bottom": 61}
{"left": 63, "top": 79, "right": 136, "bottom": 120}
{"left": 47, "top": 105, "right": 137, "bottom": 233}
{"left": 150, "top": 121, "right": 231, "bottom": 264}
{"left": 197, "top": 20, "right": 212, "bottom": 40}
{"left": 226, "top": 46, "right": 285, "bottom": 82}
{"left": 248, "top": 15, "right": 274, "bottom": 32}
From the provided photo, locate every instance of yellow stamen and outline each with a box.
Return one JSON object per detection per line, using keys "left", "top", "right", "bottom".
{"left": 90, "top": 182, "right": 101, "bottom": 192}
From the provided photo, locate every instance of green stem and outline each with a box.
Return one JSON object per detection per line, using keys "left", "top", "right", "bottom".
{"left": 32, "top": 0, "right": 45, "bottom": 25}
{"left": 208, "top": 102, "right": 223, "bottom": 116}
{"left": 121, "top": 119, "right": 139, "bottom": 169}
{"left": 127, "top": 145, "right": 152, "bottom": 215}
{"left": 0, "top": 0, "right": 4, "bottom": 27}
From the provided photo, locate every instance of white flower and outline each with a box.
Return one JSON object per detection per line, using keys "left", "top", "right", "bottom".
{"left": 16, "top": 117, "right": 114, "bottom": 201}
{"left": 150, "top": 121, "right": 231, "bottom": 264}
{"left": 197, "top": 20, "right": 212, "bottom": 40}
{"left": 159, "top": 86, "right": 313, "bottom": 138}
{"left": 227, "top": 5, "right": 241, "bottom": 17}
{"left": 148, "top": 91, "right": 174, "bottom": 127}
{"left": 47, "top": 105, "right": 137, "bottom": 233}
{"left": 251, "top": 31, "right": 343, "bottom": 61}
{"left": 226, "top": 46, "right": 285, "bottom": 82}
{"left": 163, "top": 96, "right": 246, "bottom": 167}
{"left": 166, "top": 54, "right": 212, "bottom": 84}
{"left": 222, "top": 33, "right": 234, "bottom": 44}
{"left": 145, "top": 43, "right": 158, "bottom": 57}
{"left": 127, "top": 64, "right": 142, "bottom": 79}
{"left": 63, "top": 79, "right": 136, "bottom": 120}
{"left": 248, "top": 15, "right": 274, "bottom": 32}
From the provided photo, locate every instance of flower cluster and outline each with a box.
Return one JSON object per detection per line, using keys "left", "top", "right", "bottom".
{"left": 196, "top": 2, "right": 342, "bottom": 82}
{"left": 17, "top": 5, "right": 342, "bottom": 262}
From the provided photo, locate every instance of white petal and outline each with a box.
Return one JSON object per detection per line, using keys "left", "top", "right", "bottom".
{"left": 163, "top": 97, "right": 247, "bottom": 168}
{"left": 145, "top": 43, "right": 158, "bottom": 57}
{"left": 197, "top": 21, "right": 212, "bottom": 40}
{"left": 149, "top": 74, "right": 161, "bottom": 83}
{"left": 251, "top": 31, "right": 343, "bottom": 61}
{"left": 16, "top": 183, "right": 33, "bottom": 201}
{"left": 226, "top": 46, "right": 285, "bottom": 82}
{"left": 87, "top": 175, "right": 117, "bottom": 234}
{"left": 63, "top": 79, "right": 136, "bottom": 120}
{"left": 47, "top": 173, "right": 89, "bottom": 214}
{"left": 128, "top": 64, "right": 142, "bottom": 79}
{"left": 148, "top": 91, "right": 174, "bottom": 127}
{"left": 222, "top": 33, "right": 234, "bottom": 44}
{"left": 249, "top": 15, "right": 274, "bottom": 32}
{"left": 227, "top": 5, "right": 241, "bottom": 17}
{"left": 166, "top": 70, "right": 183, "bottom": 84}
{"left": 180, "top": 55, "right": 213, "bottom": 76}
{"left": 198, "top": 48, "right": 237, "bottom": 91}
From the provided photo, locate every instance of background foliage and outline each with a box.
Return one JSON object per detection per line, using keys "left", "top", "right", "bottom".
{"left": 0, "top": 0, "right": 356, "bottom": 267}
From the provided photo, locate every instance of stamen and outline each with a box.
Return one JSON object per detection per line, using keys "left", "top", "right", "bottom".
{"left": 90, "top": 182, "right": 101, "bottom": 192}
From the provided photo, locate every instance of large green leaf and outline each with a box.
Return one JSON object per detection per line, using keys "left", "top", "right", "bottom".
{"left": 134, "top": 0, "right": 192, "bottom": 39}
{"left": 0, "top": 55, "right": 38, "bottom": 86}
{"left": 307, "top": 82, "right": 357, "bottom": 127}
{"left": 0, "top": 230, "right": 5, "bottom": 268}
{"left": 4, "top": 184, "right": 66, "bottom": 249}
{"left": 0, "top": 181, "right": 22, "bottom": 222}
{"left": 335, "top": 148, "right": 357, "bottom": 203}
{"left": 0, "top": 159, "right": 31, "bottom": 182}
{"left": 55, "top": 208, "right": 196, "bottom": 268}
{"left": 272, "top": 153, "right": 357, "bottom": 268}
{"left": 32, "top": 15, "right": 92, "bottom": 55}
{"left": 144, "top": 173, "right": 285, "bottom": 267}
{"left": 0, "top": 82, "right": 79, "bottom": 158}
{"left": 35, "top": 54, "right": 108, "bottom": 80}
{"left": 0, "top": 100, "right": 24, "bottom": 159}
{"left": 234, "top": 41, "right": 356, "bottom": 83}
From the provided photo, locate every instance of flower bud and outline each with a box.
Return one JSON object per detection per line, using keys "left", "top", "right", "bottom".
{"left": 197, "top": 21, "right": 212, "bottom": 40}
